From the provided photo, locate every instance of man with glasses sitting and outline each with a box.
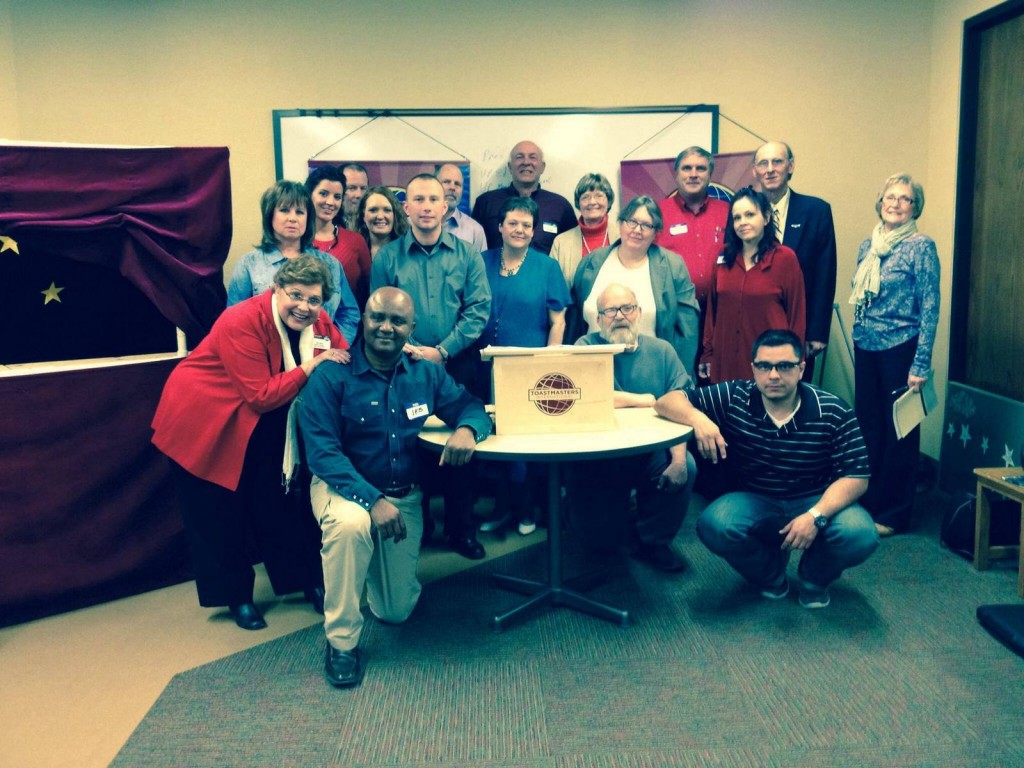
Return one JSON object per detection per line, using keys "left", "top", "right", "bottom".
{"left": 566, "top": 283, "right": 697, "bottom": 573}
{"left": 654, "top": 329, "right": 878, "bottom": 608}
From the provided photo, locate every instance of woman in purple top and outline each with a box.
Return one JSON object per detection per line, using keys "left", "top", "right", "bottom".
{"left": 850, "top": 173, "right": 940, "bottom": 537}
{"left": 476, "top": 196, "right": 571, "bottom": 535}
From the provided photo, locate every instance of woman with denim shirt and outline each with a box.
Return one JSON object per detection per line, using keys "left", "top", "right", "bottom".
{"left": 228, "top": 180, "right": 361, "bottom": 345}
{"left": 850, "top": 173, "right": 940, "bottom": 537}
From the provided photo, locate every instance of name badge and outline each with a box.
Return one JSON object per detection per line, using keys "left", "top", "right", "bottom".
{"left": 313, "top": 335, "right": 331, "bottom": 350}
{"left": 542, "top": 221, "right": 558, "bottom": 234}
{"left": 716, "top": 254, "right": 726, "bottom": 264}
{"left": 405, "top": 402, "right": 429, "bottom": 420}
{"left": 670, "top": 223, "right": 688, "bottom": 236}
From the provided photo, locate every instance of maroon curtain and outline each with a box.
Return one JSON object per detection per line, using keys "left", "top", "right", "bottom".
{"left": 0, "top": 145, "right": 232, "bottom": 625}
{"left": 0, "top": 360, "right": 192, "bottom": 627}
{"left": 0, "top": 145, "right": 232, "bottom": 352}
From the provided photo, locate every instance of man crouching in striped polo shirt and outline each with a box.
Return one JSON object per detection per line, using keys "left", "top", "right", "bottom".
{"left": 654, "top": 329, "right": 879, "bottom": 609}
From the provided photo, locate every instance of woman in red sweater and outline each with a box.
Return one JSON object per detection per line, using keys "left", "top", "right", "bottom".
{"left": 700, "top": 187, "right": 806, "bottom": 383}
{"left": 306, "top": 165, "right": 372, "bottom": 308}
{"left": 152, "top": 255, "right": 349, "bottom": 630}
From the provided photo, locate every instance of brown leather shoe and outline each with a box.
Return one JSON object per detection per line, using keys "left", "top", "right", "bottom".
{"left": 325, "top": 645, "right": 363, "bottom": 688}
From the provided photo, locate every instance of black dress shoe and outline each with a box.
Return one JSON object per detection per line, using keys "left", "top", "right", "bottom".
{"left": 305, "top": 587, "right": 326, "bottom": 615}
{"left": 449, "top": 535, "right": 486, "bottom": 560}
{"left": 325, "top": 645, "right": 363, "bottom": 688}
{"left": 229, "top": 602, "right": 267, "bottom": 630}
{"left": 633, "top": 542, "right": 687, "bottom": 573}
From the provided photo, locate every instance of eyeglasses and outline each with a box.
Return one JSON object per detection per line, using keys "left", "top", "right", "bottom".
{"left": 754, "top": 158, "right": 788, "bottom": 170}
{"left": 579, "top": 192, "right": 608, "bottom": 204}
{"left": 621, "top": 219, "right": 655, "bottom": 233}
{"left": 597, "top": 304, "right": 639, "bottom": 318}
{"left": 882, "top": 194, "right": 913, "bottom": 206}
{"left": 284, "top": 290, "right": 323, "bottom": 308}
{"left": 752, "top": 361, "right": 801, "bottom": 373}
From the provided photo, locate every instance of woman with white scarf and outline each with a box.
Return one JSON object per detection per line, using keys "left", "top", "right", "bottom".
{"left": 152, "top": 256, "right": 349, "bottom": 630}
{"left": 849, "top": 173, "right": 940, "bottom": 537}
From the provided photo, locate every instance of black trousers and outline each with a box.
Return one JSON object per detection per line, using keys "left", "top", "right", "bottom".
{"left": 171, "top": 410, "right": 323, "bottom": 607}
{"left": 420, "top": 349, "right": 479, "bottom": 537}
{"left": 855, "top": 337, "right": 920, "bottom": 532}
{"left": 565, "top": 450, "right": 691, "bottom": 553}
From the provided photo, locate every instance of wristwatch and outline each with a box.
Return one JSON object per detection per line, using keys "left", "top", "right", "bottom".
{"left": 809, "top": 508, "right": 830, "bottom": 530}
{"left": 435, "top": 345, "right": 450, "bottom": 364}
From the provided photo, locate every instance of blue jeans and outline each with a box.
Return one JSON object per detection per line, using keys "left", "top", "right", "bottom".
{"left": 696, "top": 492, "right": 879, "bottom": 588}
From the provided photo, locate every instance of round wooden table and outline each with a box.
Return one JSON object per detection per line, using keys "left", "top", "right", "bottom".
{"left": 419, "top": 407, "right": 692, "bottom": 631}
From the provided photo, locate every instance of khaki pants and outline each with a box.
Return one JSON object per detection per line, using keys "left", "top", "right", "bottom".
{"left": 310, "top": 475, "right": 424, "bottom": 652}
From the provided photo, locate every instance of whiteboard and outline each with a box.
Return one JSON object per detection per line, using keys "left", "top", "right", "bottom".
{"left": 273, "top": 107, "right": 717, "bottom": 213}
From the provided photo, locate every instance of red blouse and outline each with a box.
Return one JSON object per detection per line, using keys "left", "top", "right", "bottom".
{"left": 700, "top": 245, "right": 806, "bottom": 384}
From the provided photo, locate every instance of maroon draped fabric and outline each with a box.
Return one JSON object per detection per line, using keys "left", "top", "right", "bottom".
{"left": 0, "top": 145, "right": 232, "bottom": 351}
{"left": 0, "top": 361, "right": 192, "bottom": 627}
{"left": 0, "top": 145, "right": 232, "bottom": 625}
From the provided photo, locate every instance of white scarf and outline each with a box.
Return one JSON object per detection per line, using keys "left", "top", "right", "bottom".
{"left": 849, "top": 220, "right": 918, "bottom": 321}
{"left": 271, "top": 291, "right": 315, "bottom": 492}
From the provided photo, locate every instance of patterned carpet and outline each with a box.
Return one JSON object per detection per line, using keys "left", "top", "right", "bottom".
{"left": 113, "top": 505, "right": 1024, "bottom": 767}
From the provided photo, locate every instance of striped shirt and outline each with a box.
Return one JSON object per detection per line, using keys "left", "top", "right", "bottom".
{"left": 687, "top": 380, "right": 870, "bottom": 500}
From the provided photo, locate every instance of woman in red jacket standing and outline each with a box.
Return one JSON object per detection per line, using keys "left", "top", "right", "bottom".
{"left": 152, "top": 255, "right": 349, "bottom": 630}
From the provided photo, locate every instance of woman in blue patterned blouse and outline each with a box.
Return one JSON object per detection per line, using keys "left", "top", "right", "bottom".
{"left": 849, "top": 173, "right": 940, "bottom": 536}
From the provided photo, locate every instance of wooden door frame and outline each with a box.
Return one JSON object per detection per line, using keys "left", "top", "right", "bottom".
{"left": 951, "top": 0, "right": 1024, "bottom": 382}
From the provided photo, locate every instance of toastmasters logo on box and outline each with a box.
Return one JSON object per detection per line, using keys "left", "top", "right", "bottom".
{"left": 528, "top": 372, "right": 581, "bottom": 416}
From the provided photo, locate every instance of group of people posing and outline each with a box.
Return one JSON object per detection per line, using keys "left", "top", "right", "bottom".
{"left": 150, "top": 137, "right": 940, "bottom": 688}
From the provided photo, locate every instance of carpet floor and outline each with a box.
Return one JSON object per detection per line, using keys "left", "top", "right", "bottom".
{"left": 113, "top": 509, "right": 1024, "bottom": 767}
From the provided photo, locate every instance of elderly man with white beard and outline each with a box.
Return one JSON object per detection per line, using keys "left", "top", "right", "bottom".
{"left": 566, "top": 283, "right": 697, "bottom": 573}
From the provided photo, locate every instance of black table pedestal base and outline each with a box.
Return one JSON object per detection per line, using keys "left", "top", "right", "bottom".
{"left": 490, "top": 464, "right": 630, "bottom": 632}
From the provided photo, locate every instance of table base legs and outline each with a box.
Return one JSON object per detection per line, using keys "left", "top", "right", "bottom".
{"left": 491, "top": 573, "right": 630, "bottom": 631}
{"left": 490, "top": 464, "right": 630, "bottom": 632}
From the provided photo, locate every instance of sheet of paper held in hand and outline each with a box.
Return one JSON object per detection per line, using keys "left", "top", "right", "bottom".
{"left": 892, "top": 377, "right": 939, "bottom": 440}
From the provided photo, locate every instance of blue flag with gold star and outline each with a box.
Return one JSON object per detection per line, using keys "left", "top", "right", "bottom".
{"left": 0, "top": 144, "right": 232, "bottom": 365}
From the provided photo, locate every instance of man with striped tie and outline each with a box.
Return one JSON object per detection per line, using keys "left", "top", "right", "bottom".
{"left": 752, "top": 142, "right": 837, "bottom": 382}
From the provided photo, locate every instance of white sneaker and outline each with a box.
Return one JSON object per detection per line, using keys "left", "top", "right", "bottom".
{"left": 517, "top": 520, "right": 537, "bottom": 536}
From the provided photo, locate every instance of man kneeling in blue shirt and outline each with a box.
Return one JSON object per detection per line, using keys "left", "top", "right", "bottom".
{"left": 300, "top": 287, "right": 491, "bottom": 687}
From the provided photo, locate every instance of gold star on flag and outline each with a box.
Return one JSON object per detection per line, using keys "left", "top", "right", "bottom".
{"left": 0, "top": 235, "right": 19, "bottom": 254}
{"left": 41, "top": 282, "right": 65, "bottom": 305}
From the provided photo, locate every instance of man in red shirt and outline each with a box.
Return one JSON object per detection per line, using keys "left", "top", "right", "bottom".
{"left": 656, "top": 146, "right": 730, "bottom": 357}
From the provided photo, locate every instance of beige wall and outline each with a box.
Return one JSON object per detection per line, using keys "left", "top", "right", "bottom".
{"left": 0, "top": 0, "right": 17, "bottom": 137}
{"left": 0, "top": 0, "right": 1005, "bottom": 456}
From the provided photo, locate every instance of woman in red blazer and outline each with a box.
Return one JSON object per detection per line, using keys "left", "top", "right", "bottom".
{"left": 152, "top": 255, "right": 349, "bottom": 630}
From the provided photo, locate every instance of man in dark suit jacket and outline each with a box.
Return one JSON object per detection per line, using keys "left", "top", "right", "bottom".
{"left": 752, "top": 141, "right": 837, "bottom": 381}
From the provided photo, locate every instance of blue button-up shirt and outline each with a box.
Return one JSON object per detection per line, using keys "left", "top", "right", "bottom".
{"left": 227, "top": 247, "right": 361, "bottom": 344}
{"left": 299, "top": 342, "right": 491, "bottom": 510}
{"left": 370, "top": 231, "right": 490, "bottom": 358}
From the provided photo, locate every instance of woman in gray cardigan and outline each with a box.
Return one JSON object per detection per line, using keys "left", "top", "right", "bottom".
{"left": 569, "top": 195, "right": 700, "bottom": 377}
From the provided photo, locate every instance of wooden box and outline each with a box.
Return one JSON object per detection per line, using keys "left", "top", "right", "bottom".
{"left": 481, "top": 345, "right": 623, "bottom": 436}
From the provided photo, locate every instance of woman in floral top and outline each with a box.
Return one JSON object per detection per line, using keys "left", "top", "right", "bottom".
{"left": 850, "top": 173, "right": 940, "bottom": 537}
